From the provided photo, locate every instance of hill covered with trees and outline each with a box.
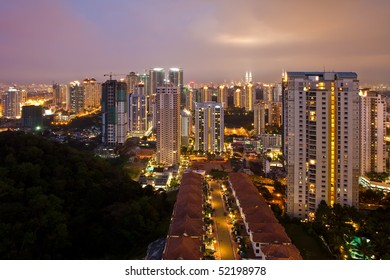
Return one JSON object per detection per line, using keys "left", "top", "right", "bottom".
{"left": 0, "top": 131, "right": 174, "bottom": 259}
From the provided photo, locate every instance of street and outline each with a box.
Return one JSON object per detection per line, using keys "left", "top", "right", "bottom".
{"left": 210, "top": 181, "right": 236, "bottom": 260}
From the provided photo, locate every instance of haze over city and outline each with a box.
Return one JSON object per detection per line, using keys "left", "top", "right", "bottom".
{"left": 1, "top": 0, "right": 390, "bottom": 85}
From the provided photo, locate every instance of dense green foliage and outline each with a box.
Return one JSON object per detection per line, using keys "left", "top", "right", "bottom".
{"left": 313, "top": 201, "right": 390, "bottom": 259}
{"left": 0, "top": 132, "right": 174, "bottom": 259}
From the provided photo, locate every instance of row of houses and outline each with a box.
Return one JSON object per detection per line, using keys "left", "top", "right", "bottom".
{"left": 228, "top": 172, "right": 302, "bottom": 260}
{"left": 162, "top": 171, "right": 205, "bottom": 259}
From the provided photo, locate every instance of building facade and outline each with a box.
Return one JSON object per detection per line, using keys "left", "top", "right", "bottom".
{"left": 83, "top": 78, "right": 101, "bottom": 109}
{"left": 53, "top": 83, "right": 67, "bottom": 109}
{"left": 359, "top": 89, "right": 386, "bottom": 174}
{"left": 194, "top": 101, "right": 224, "bottom": 153}
{"left": 21, "top": 105, "right": 43, "bottom": 130}
{"left": 129, "top": 83, "right": 148, "bottom": 137}
{"left": 283, "top": 72, "right": 360, "bottom": 219}
{"left": 68, "top": 81, "right": 84, "bottom": 114}
{"left": 155, "top": 83, "right": 181, "bottom": 166}
{"left": 101, "top": 79, "right": 128, "bottom": 145}
{"left": 254, "top": 101, "right": 266, "bottom": 135}
{"left": 1, "top": 86, "right": 21, "bottom": 118}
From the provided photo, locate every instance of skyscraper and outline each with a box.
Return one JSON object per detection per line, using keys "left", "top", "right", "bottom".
{"left": 283, "top": 72, "right": 360, "bottom": 219}
{"left": 359, "top": 89, "right": 386, "bottom": 174}
{"left": 125, "top": 72, "right": 140, "bottom": 95}
{"left": 194, "top": 101, "right": 224, "bottom": 153}
{"left": 68, "top": 81, "right": 84, "bottom": 114}
{"left": 217, "top": 85, "right": 228, "bottom": 107}
{"left": 155, "top": 83, "right": 181, "bottom": 166}
{"left": 83, "top": 78, "right": 101, "bottom": 110}
{"left": 168, "top": 68, "right": 183, "bottom": 87}
{"left": 1, "top": 86, "right": 21, "bottom": 118}
{"left": 129, "top": 83, "right": 148, "bottom": 137}
{"left": 101, "top": 79, "right": 128, "bottom": 145}
{"left": 181, "top": 109, "right": 191, "bottom": 146}
{"left": 254, "top": 101, "right": 266, "bottom": 135}
{"left": 200, "top": 86, "right": 213, "bottom": 102}
{"left": 53, "top": 83, "right": 67, "bottom": 109}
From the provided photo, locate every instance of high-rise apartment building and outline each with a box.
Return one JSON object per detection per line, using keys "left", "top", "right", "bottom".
{"left": 149, "top": 68, "right": 165, "bottom": 95}
{"left": 194, "top": 101, "right": 224, "bottom": 153}
{"left": 245, "top": 83, "right": 255, "bottom": 111}
{"left": 129, "top": 83, "right": 148, "bottom": 137}
{"left": 268, "top": 101, "right": 282, "bottom": 127}
{"left": 359, "top": 89, "right": 386, "bottom": 174}
{"left": 68, "top": 81, "right": 84, "bottom": 114}
{"left": 254, "top": 101, "right": 266, "bottom": 135}
{"left": 125, "top": 72, "right": 140, "bottom": 94}
{"left": 217, "top": 85, "right": 228, "bottom": 107}
{"left": 200, "top": 86, "right": 213, "bottom": 102}
{"left": 155, "top": 83, "right": 181, "bottom": 166}
{"left": 53, "top": 83, "right": 67, "bottom": 109}
{"left": 181, "top": 109, "right": 191, "bottom": 146}
{"left": 168, "top": 68, "right": 183, "bottom": 87}
{"left": 283, "top": 72, "right": 360, "bottom": 219}
{"left": 1, "top": 86, "right": 21, "bottom": 118}
{"left": 101, "top": 79, "right": 128, "bottom": 145}
{"left": 83, "top": 78, "right": 101, "bottom": 109}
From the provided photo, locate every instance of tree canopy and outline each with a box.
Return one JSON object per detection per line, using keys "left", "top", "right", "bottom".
{"left": 0, "top": 131, "right": 174, "bottom": 259}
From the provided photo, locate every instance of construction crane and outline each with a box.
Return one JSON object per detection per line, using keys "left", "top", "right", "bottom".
{"left": 103, "top": 72, "right": 128, "bottom": 81}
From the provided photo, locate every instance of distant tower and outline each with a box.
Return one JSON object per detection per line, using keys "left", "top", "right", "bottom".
{"left": 245, "top": 83, "right": 255, "bottom": 111}
{"left": 200, "top": 86, "right": 213, "bottom": 102}
{"left": 245, "top": 71, "right": 252, "bottom": 83}
{"left": 53, "top": 83, "right": 67, "bottom": 109}
{"left": 181, "top": 109, "right": 191, "bottom": 146}
{"left": 217, "top": 85, "right": 228, "bottom": 107}
{"left": 168, "top": 68, "right": 183, "bottom": 87}
{"left": 125, "top": 72, "right": 140, "bottom": 94}
{"left": 83, "top": 78, "right": 101, "bottom": 109}
{"left": 1, "top": 86, "right": 21, "bottom": 118}
{"left": 129, "top": 83, "right": 148, "bottom": 137}
{"left": 155, "top": 83, "right": 181, "bottom": 166}
{"left": 254, "top": 101, "right": 266, "bottom": 135}
{"left": 268, "top": 101, "right": 282, "bottom": 127}
{"left": 194, "top": 101, "right": 224, "bottom": 153}
{"left": 101, "top": 79, "right": 128, "bottom": 145}
{"left": 359, "top": 89, "right": 386, "bottom": 174}
{"left": 68, "top": 81, "right": 84, "bottom": 114}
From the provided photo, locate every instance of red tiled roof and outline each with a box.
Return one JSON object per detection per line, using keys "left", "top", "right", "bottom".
{"left": 261, "top": 243, "right": 303, "bottom": 260}
{"left": 164, "top": 171, "right": 205, "bottom": 260}
{"left": 229, "top": 172, "right": 302, "bottom": 260}
{"left": 168, "top": 215, "right": 204, "bottom": 237}
{"left": 162, "top": 236, "right": 203, "bottom": 260}
{"left": 251, "top": 231, "right": 291, "bottom": 244}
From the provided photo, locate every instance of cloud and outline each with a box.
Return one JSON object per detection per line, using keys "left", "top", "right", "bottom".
{"left": 0, "top": 0, "right": 389, "bottom": 84}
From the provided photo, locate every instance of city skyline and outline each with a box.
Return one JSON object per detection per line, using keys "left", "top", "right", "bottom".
{"left": 1, "top": 0, "right": 390, "bottom": 85}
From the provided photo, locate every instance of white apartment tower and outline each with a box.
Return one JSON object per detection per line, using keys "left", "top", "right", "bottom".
{"left": 129, "top": 83, "right": 148, "bottom": 137}
{"left": 155, "top": 83, "right": 181, "bottom": 166}
{"left": 359, "top": 89, "right": 386, "bottom": 174}
{"left": 283, "top": 72, "right": 360, "bottom": 219}
{"left": 217, "top": 85, "right": 228, "bottom": 107}
{"left": 194, "top": 101, "right": 224, "bottom": 153}
{"left": 254, "top": 101, "right": 266, "bottom": 135}
{"left": 1, "top": 86, "right": 21, "bottom": 118}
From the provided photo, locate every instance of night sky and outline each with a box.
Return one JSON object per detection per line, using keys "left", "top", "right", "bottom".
{"left": 1, "top": 0, "right": 389, "bottom": 85}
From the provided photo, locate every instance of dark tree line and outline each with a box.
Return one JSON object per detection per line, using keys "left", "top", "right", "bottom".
{"left": 313, "top": 201, "right": 390, "bottom": 259}
{"left": 0, "top": 131, "right": 174, "bottom": 259}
